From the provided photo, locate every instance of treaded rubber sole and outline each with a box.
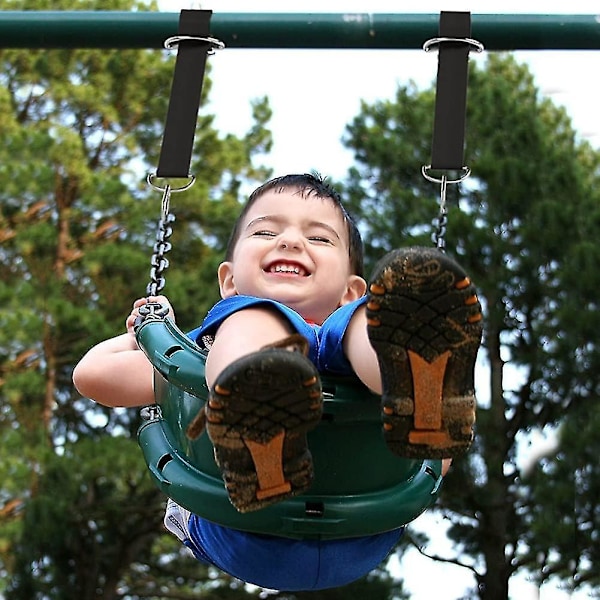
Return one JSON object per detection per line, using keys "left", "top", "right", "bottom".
{"left": 204, "top": 347, "right": 323, "bottom": 513}
{"left": 366, "top": 246, "right": 483, "bottom": 459}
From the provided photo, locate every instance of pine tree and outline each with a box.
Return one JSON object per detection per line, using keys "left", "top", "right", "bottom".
{"left": 342, "top": 53, "right": 600, "bottom": 599}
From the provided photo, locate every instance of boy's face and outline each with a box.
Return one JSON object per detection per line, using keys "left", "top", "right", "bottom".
{"left": 217, "top": 188, "right": 366, "bottom": 324}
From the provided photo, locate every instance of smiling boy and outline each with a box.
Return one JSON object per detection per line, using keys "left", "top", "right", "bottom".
{"left": 73, "top": 173, "right": 483, "bottom": 590}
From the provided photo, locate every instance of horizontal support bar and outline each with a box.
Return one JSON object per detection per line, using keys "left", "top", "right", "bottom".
{"left": 0, "top": 12, "right": 599, "bottom": 50}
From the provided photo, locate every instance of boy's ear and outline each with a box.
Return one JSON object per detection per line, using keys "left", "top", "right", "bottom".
{"left": 217, "top": 262, "right": 237, "bottom": 298}
{"left": 339, "top": 275, "right": 368, "bottom": 306}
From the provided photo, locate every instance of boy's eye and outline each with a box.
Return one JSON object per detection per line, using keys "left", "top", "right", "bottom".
{"left": 252, "top": 230, "right": 276, "bottom": 237}
{"left": 309, "top": 236, "right": 332, "bottom": 244}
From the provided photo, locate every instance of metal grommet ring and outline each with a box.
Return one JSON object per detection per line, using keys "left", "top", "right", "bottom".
{"left": 421, "top": 165, "right": 471, "bottom": 185}
{"left": 147, "top": 173, "right": 196, "bottom": 193}
{"left": 164, "top": 35, "right": 225, "bottom": 54}
{"left": 423, "top": 37, "right": 484, "bottom": 53}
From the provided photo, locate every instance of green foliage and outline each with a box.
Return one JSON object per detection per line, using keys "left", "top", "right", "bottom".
{"left": 343, "top": 53, "right": 600, "bottom": 598}
{"left": 7, "top": 437, "right": 163, "bottom": 599}
{"left": 522, "top": 401, "right": 600, "bottom": 591}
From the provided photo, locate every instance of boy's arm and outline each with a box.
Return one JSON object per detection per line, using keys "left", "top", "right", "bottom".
{"left": 72, "top": 332, "right": 155, "bottom": 407}
{"left": 72, "top": 296, "right": 174, "bottom": 408}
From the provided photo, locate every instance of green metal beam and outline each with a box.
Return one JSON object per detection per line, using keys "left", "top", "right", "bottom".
{"left": 0, "top": 12, "right": 598, "bottom": 50}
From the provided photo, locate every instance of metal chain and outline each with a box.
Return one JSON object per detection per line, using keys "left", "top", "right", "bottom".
{"left": 133, "top": 176, "right": 197, "bottom": 331}
{"left": 431, "top": 175, "right": 448, "bottom": 252}
{"left": 146, "top": 185, "right": 175, "bottom": 297}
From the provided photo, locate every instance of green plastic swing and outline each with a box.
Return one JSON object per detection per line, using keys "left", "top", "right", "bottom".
{"left": 136, "top": 316, "right": 443, "bottom": 540}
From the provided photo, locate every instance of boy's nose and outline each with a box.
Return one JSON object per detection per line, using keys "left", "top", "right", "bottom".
{"left": 278, "top": 231, "right": 302, "bottom": 250}
{"left": 280, "top": 240, "right": 300, "bottom": 250}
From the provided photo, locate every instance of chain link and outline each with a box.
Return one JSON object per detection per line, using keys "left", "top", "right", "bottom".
{"left": 431, "top": 175, "right": 448, "bottom": 252}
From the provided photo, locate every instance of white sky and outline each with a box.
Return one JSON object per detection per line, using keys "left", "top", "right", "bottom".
{"left": 159, "top": 2, "right": 598, "bottom": 598}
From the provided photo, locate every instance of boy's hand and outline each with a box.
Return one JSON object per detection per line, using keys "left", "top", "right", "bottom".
{"left": 126, "top": 295, "right": 175, "bottom": 334}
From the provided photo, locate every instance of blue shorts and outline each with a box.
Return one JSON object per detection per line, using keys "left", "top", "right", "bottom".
{"left": 186, "top": 515, "right": 402, "bottom": 591}
{"left": 188, "top": 295, "right": 368, "bottom": 376}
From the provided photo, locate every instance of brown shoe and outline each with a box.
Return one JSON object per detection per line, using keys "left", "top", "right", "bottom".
{"left": 366, "top": 247, "right": 483, "bottom": 459}
{"left": 202, "top": 337, "right": 323, "bottom": 513}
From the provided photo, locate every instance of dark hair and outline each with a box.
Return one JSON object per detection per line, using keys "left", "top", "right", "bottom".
{"left": 225, "top": 173, "right": 364, "bottom": 277}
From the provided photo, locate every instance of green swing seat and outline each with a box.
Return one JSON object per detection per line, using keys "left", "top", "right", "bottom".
{"left": 136, "top": 317, "right": 444, "bottom": 540}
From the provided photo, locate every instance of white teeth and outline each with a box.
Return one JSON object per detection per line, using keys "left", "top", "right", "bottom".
{"left": 273, "top": 264, "right": 301, "bottom": 274}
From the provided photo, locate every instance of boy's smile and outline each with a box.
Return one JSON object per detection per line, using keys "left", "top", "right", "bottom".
{"left": 266, "top": 261, "right": 308, "bottom": 276}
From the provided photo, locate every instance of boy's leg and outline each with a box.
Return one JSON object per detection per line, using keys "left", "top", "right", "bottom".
{"left": 347, "top": 246, "right": 483, "bottom": 460}
{"left": 204, "top": 306, "right": 295, "bottom": 388}
{"left": 343, "top": 305, "right": 383, "bottom": 394}
{"left": 201, "top": 306, "right": 323, "bottom": 513}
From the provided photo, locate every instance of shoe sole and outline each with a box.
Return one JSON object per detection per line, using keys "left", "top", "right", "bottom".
{"left": 366, "top": 246, "right": 483, "bottom": 459}
{"left": 204, "top": 348, "right": 323, "bottom": 513}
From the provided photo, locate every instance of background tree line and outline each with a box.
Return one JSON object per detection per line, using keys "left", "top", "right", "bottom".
{"left": 1, "top": 1, "right": 599, "bottom": 598}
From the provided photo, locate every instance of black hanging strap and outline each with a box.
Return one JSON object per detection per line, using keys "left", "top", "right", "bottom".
{"left": 429, "top": 11, "right": 473, "bottom": 171}
{"left": 422, "top": 13, "right": 483, "bottom": 251}
{"left": 156, "top": 10, "right": 213, "bottom": 178}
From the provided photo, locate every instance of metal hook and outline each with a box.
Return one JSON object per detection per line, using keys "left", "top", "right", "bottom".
{"left": 421, "top": 166, "right": 472, "bottom": 252}
{"left": 160, "top": 185, "right": 172, "bottom": 222}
